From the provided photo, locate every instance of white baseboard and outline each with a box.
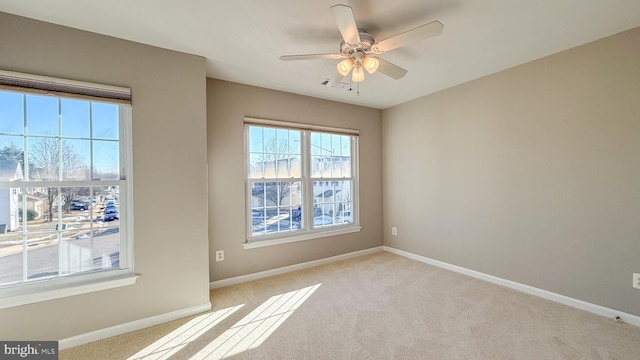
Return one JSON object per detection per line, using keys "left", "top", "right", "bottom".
{"left": 59, "top": 302, "right": 212, "bottom": 350}
{"left": 210, "top": 246, "right": 384, "bottom": 289}
{"left": 383, "top": 246, "right": 640, "bottom": 328}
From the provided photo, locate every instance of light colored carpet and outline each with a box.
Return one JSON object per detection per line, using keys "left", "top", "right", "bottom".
{"left": 61, "top": 251, "right": 640, "bottom": 359}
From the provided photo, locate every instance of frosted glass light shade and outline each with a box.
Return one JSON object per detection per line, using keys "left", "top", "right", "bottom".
{"left": 337, "top": 58, "right": 355, "bottom": 76}
{"left": 362, "top": 56, "right": 379, "bottom": 74}
{"left": 351, "top": 63, "right": 365, "bottom": 82}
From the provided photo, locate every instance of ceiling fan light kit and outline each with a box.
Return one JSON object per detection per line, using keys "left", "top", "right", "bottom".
{"left": 339, "top": 51, "right": 377, "bottom": 82}
{"left": 351, "top": 63, "right": 365, "bottom": 82}
{"left": 337, "top": 58, "right": 355, "bottom": 76}
{"left": 362, "top": 56, "right": 379, "bottom": 74}
{"left": 280, "top": 4, "right": 443, "bottom": 92}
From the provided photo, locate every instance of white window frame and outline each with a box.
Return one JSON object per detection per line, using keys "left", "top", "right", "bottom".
{"left": 0, "top": 70, "right": 136, "bottom": 309}
{"left": 244, "top": 117, "right": 361, "bottom": 249}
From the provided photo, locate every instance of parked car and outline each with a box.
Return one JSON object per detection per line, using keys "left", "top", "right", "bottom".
{"left": 103, "top": 209, "right": 119, "bottom": 221}
{"left": 70, "top": 201, "right": 90, "bottom": 211}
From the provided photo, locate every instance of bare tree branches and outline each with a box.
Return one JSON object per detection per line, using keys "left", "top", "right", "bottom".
{"left": 29, "top": 137, "right": 87, "bottom": 180}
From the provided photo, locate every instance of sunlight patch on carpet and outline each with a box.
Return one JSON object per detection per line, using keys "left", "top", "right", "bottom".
{"left": 127, "top": 305, "right": 244, "bottom": 360}
{"left": 191, "top": 283, "right": 322, "bottom": 359}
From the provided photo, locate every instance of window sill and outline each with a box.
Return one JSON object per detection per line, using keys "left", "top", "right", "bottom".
{"left": 0, "top": 270, "right": 138, "bottom": 310}
{"left": 244, "top": 225, "right": 362, "bottom": 249}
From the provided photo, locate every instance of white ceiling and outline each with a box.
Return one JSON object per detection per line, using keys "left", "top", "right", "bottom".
{"left": 1, "top": 0, "right": 639, "bottom": 109}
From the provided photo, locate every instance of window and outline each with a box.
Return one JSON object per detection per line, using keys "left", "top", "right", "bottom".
{"left": 245, "top": 118, "right": 360, "bottom": 247}
{"left": 0, "top": 70, "right": 134, "bottom": 308}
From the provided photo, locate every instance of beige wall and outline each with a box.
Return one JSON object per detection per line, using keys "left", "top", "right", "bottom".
{"left": 383, "top": 27, "right": 640, "bottom": 316}
{"left": 0, "top": 12, "right": 210, "bottom": 339}
{"left": 208, "top": 79, "right": 382, "bottom": 281}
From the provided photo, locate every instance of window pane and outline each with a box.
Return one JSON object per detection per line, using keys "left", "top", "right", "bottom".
{"left": 331, "top": 135, "right": 342, "bottom": 156}
{"left": 310, "top": 133, "right": 321, "bottom": 155}
{"left": 27, "top": 234, "right": 59, "bottom": 280}
{"left": 63, "top": 139, "right": 91, "bottom": 180}
{"left": 310, "top": 133, "right": 352, "bottom": 179}
{"left": 0, "top": 187, "right": 22, "bottom": 284}
{"left": 263, "top": 128, "right": 275, "bottom": 153}
{"left": 0, "top": 91, "right": 24, "bottom": 135}
{"left": 250, "top": 180, "right": 302, "bottom": 236}
{"left": 290, "top": 155, "right": 301, "bottom": 177}
{"left": 249, "top": 126, "right": 263, "bottom": 153}
{"left": 312, "top": 180, "right": 353, "bottom": 227}
{"left": 60, "top": 231, "right": 92, "bottom": 275}
{"left": 249, "top": 153, "right": 264, "bottom": 179}
{"left": 0, "top": 187, "right": 20, "bottom": 233}
{"left": 61, "top": 186, "right": 93, "bottom": 214}
{"left": 251, "top": 182, "right": 266, "bottom": 207}
{"left": 0, "top": 183, "right": 123, "bottom": 286}
{"left": 276, "top": 158, "right": 290, "bottom": 178}
{"left": 90, "top": 227, "right": 120, "bottom": 270}
{"left": 26, "top": 95, "right": 58, "bottom": 136}
{"left": 93, "top": 140, "right": 119, "bottom": 180}
{"left": 321, "top": 133, "right": 332, "bottom": 156}
{"left": 92, "top": 102, "right": 119, "bottom": 140}
{"left": 331, "top": 156, "right": 352, "bottom": 178}
{"left": 312, "top": 155, "right": 335, "bottom": 178}
{"left": 97, "top": 188, "right": 120, "bottom": 224}
{"left": 249, "top": 126, "right": 301, "bottom": 180}
{"left": 290, "top": 131, "right": 301, "bottom": 154}
{"left": 276, "top": 129, "right": 289, "bottom": 152}
{"left": 61, "top": 98, "right": 90, "bottom": 138}
{"left": 341, "top": 136, "right": 351, "bottom": 157}
{"left": 0, "top": 137, "right": 24, "bottom": 178}
{"left": 27, "top": 136, "right": 60, "bottom": 180}
{"left": 336, "top": 180, "right": 354, "bottom": 224}
{"left": 0, "top": 236, "right": 23, "bottom": 285}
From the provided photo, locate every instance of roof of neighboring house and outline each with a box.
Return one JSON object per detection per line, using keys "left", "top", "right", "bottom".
{"left": 316, "top": 189, "right": 341, "bottom": 198}
{"left": 0, "top": 160, "right": 24, "bottom": 180}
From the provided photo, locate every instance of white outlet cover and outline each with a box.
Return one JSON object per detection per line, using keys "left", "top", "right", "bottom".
{"left": 633, "top": 273, "right": 640, "bottom": 289}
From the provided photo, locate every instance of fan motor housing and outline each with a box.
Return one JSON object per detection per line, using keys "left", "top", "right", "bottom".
{"left": 339, "top": 31, "right": 375, "bottom": 56}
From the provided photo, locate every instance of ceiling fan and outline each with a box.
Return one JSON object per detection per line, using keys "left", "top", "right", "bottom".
{"left": 280, "top": 4, "right": 443, "bottom": 85}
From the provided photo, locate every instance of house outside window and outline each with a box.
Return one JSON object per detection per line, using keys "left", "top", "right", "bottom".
{"left": 244, "top": 118, "right": 360, "bottom": 248}
{"left": 0, "top": 70, "right": 135, "bottom": 309}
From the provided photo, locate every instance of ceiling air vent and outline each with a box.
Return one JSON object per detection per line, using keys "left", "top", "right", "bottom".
{"left": 320, "top": 78, "right": 350, "bottom": 90}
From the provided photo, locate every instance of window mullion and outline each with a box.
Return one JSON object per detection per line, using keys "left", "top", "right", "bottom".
{"left": 22, "top": 94, "right": 29, "bottom": 178}
{"left": 352, "top": 136, "right": 359, "bottom": 225}
{"left": 21, "top": 95, "right": 28, "bottom": 282}
{"left": 21, "top": 189, "right": 28, "bottom": 282}
{"left": 57, "top": 98, "right": 63, "bottom": 181}
{"left": 302, "top": 131, "right": 312, "bottom": 230}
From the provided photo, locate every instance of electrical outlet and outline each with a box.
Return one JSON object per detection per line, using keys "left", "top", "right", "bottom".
{"left": 633, "top": 273, "right": 640, "bottom": 289}
{"left": 391, "top": 227, "right": 397, "bottom": 236}
{"left": 216, "top": 250, "right": 224, "bottom": 262}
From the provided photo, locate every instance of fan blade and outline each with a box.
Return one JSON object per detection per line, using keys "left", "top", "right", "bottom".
{"left": 280, "top": 53, "right": 343, "bottom": 61}
{"left": 330, "top": 4, "right": 361, "bottom": 45}
{"left": 377, "top": 58, "right": 408, "bottom": 79}
{"left": 372, "top": 21, "right": 443, "bottom": 53}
